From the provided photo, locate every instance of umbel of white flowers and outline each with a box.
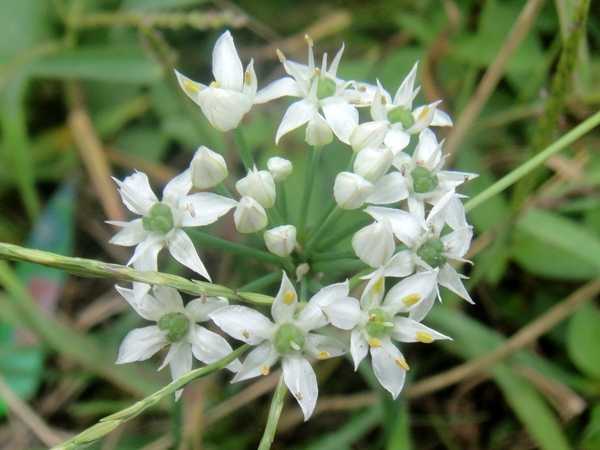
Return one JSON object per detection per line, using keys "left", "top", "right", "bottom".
{"left": 110, "top": 29, "right": 478, "bottom": 421}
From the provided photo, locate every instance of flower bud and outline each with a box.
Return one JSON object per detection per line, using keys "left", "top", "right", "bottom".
{"left": 333, "top": 172, "right": 374, "bottom": 210}
{"left": 352, "top": 221, "right": 395, "bottom": 268}
{"left": 234, "top": 196, "right": 268, "bottom": 234}
{"left": 264, "top": 225, "right": 297, "bottom": 257}
{"left": 306, "top": 115, "right": 333, "bottom": 147}
{"left": 353, "top": 147, "right": 394, "bottom": 182}
{"left": 350, "top": 121, "right": 387, "bottom": 152}
{"left": 235, "top": 167, "right": 276, "bottom": 208}
{"left": 191, "top": 146, "right": 228, "bottom": 189}
{"left": 267, "top": 157, "right": 293, "bottom": 182}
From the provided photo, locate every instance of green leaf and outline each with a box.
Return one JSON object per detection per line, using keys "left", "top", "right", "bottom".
{"left": 511, "top": 209, "right": 600, "bottom": 279}
{"left": 0, "top": 0, "right": 52, "bottom": 62}
{"left": 581, "top": 404, "right": 600, "bottom": 449}
{"left": 30, "top": 47, "right": 162, "bottom": 83}
{"left": 567, "top": 304, "right": 600, "bottom": 379}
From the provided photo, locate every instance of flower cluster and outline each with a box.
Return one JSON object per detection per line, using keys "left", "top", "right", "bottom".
{"left": 109, "top": 30, "right": 477, "bottom": 421}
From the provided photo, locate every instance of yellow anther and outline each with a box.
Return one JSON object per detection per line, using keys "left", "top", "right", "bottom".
{"left": 394, "top": 356, "right": 410, "bottom": 371}
{"left": 402, "top": 293, "right": 421, "bottom": 307}
{"left": 318, "top": 351, "right": 330, "bottom": 359}
{"left": 417, "top": 106, "right": 429, "bottom": 121}
{"left": 183, "top": 79, "right": 200, "bottom": 94}
{"left": 276, "top": 48, "right": 286, "bottom": 62}
{"left": 368, "top": 338, "right": 382, "bottom": 348}
{"left": 260, "top": 365, "right": 270, "bottom": 376}
{"left": 416, "top": 331, "right": 434, "bottom": 343}
{"left": 244, "top": 70, "right": 252, "bottom": 85}
{"left": 283, "top": 290, "right": 296, "bottom": 305}
{"left": 242, "top": 330, "right": 250, "bottom": 339}
{"left": 304, "top": 34, "right": 314, "bottom": 47}
{"left": 373, "top": 277, "right": 385, "bottom": 294}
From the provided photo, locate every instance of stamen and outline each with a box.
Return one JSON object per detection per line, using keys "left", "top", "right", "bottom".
{"left": 416, "top": 331, "right": 434, "bottom": 343}
{"left": 318, "top": 351, "right": 331, "bottom": 359}
{"left": 183, "top": 79, "right": 200, "bottom": 94}
{"left": 304, "top": 34, "right": 314, "bottom": 47}
{"left": 260, "top": 365, "right": 270, "bottom": 376}
{"left": 394, "top": 356, "right": 410, "bottom": 370}
{"left": 290, "top": 341, "right": 301, "bottom": 351}
{"left": 283, "top": 290, "right": 296, "bottom": 305}
{"left": 368, "top": 337, "right": 382, "bottom": 348}
{"left": 276, "top": 48, "right": 286, "bottom": 62}
{"left": 402, "top": 293, "right": 421, "bottom": 306}
{"left": 242, "top": 330, "right": 250, "bottom": 339}
{"left": 244, "top": 70, "right": 252, "bottom": 85}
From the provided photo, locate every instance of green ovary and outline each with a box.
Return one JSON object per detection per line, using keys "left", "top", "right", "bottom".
{"left": 317, "top": 76, "right": 337, "bottom": 99}
{"left": 274, "top": 323, "right": 305, "bottom": 355}
{"left": 416, "top": 238, "right": 446, "bottom": 268}
{"left": 158, "top": 312, "right": 189, "bottom": 343}
{"left": 387, "top": 106, "right": 415, "bottom": 129}
{"left": 411, "top": 166, "right": 439, "bottom": 194}
{"left": 365, "top": 308, "right": 393, "bottom": 338}
{"left": 143, "top": 203, "right": 174, "bottom": 234}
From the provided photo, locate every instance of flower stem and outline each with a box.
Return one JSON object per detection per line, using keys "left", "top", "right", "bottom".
{"left": 0, "top": 242, "right": 274, "bottom": 305}
{"left": 277, "top": 183, "right": 288, "bottom": 222}
{"left": 257, "top": 375, "right": 287, "bottom": 450}
{"left": 311, "top": 250, "right": 356, "bottom": 262}
{"left": 297, "top": 146, "right": 321, "bottom": 240}
{"left": 464, "top": 109, "right": 600, "bottom": 213}
{"left": 51, "top": 345, "right": 249, "bottom": 450}
{"left": 304, "top": 206, "right": 344, "bottom": 255}
{"left": 315, "top": 217, "right": 371, "bottom": 252}
{"left": 239, "top": 272, "right": 281, "bottom": 292}
{"left": 312, "top": 258, "right": 366, "bottom": 275}
{"left": 234, "top": 127, "right": 253, "bottom": 170}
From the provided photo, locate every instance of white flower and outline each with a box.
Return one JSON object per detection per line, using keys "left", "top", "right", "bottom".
{"left": 353, "top": 146, "right": 394, "bottom": 182}
{"left": 362, "top": 191, "right": 474, "bottom": 305}
{"left": 256, "top": 36, "right": 358, "bottom": 146}
{"left": 319, "top": 272, "right": 450, "bottom": 398}
{"left": 264, "top": 225, "right": 297, "bottom": 257}
{"left": 236, "top": 166, "right": 276, "bottom": 208}
{"left": 175, "top": 30, "right": 256, "bottom": 131}
{"left": 234, "top": 196, "right": 268, "bottom": 234}
{"left": 333, "top": 172, "right": 374, "bottom": 210}
{"left": 190, "top": 146, "right": 228, "bottom": 189}
{"left": 350, "top": 64, "right": 452, "bottom": 153}
{"left": 267, "top": 156, "right": 293, "bottom": 182}
{"left": 210, "top": 273, "right": 348, "bottom": 420}
{"left": 115, "top": 284, "right": 241, "bottom": 399}
{"left": 109, "top": 170, "right": 236, "bottom": 280}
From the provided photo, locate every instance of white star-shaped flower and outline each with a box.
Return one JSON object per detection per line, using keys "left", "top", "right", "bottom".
{"left": 109, "top": 170, "right": 236, "bottom": 281}
{"left": 115, "top": 284, "right": 241, "bottom": 399}
{"left": 175, "top": 30, "right": 257, "bottom": 131}
{"left": 209, "top": 272, "right": 348, "bottom": 420}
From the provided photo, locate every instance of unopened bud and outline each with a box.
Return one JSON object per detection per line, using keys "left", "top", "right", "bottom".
{"left": 191, "top": 146, "right": 228, "bottom": 189}
{"left": 306, "top": 116, "right": 333, "bottom": 146}
{"left": 333, "top": 172, "right": 374, "bottom": 210}
{"left": 350, "top": 121, "right": 387, "bottom": 152}
{"left": 234, "top": 196, "right": 268, "bottom": 234}
{"left": 236, "top": 167, "right": 276, "bottom": 208}
{"left": 353, "top": 146, "right": 394, "bottom": 182}
{"left": 267, "top": 157, "right": 293, "bottom": 182}
{"left": 264, "top": 225, "right": 297, "bottom": 257}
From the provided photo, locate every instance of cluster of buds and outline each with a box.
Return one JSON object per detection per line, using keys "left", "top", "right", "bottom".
{"left": 109, "top": 30, "right": 477, "bottom": 421}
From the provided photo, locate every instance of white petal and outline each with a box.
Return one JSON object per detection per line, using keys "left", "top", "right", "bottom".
{"left": 370, "top": 83, "right": 389, "bottom": 122}
{"left": 383, "top": 127, "right": 410, "bottom": 154}
{"left": 305, "top": 113, "right": 333, "bottom": 147}
{"left": 350, "top": 121, "right": 387, "bottom": 152}
{"left": 275, "top": 100, "right": 316, "bottom": 144}
{"left": 212, "top": 30, "right": 243, "bottom": 91}
{"left": 243, "top": 59, "right": 257, "bottom": 98}
{"left": 431, "top": 108, "right": 453, "bottom": 127}
{"left": 305, "top": 333, "right": 346, "bottom": 359}
{"left": 174, "top": 70, "right": 207, "bottom": 103}
{"left": 321, "top": 98, "right": 359, "bottom": 144}
{"left": 109, "top": 219, "right": 147, "bottom": 246}
{"left": 151, "top": 285, "right": 185, "bottom": 312}
{"left": 442, "top": 227, "right": 473, "bottom": 259}
{"left": 271, "top": 272, "right": 298, "bottom": 323}
{"left": 167, "top": 229, "right": 211, "bottom": 281}
{"left": 191, "top": 325, "right": 241, "bottom": 372}
{"left": 352, "top": 221, "right": 395, "bottom": 268}
{"left": 437, "top": 170, "right": 478, "bottom": 191}
{"left": 392, "top": 317, "right": 451, "bottom": 343}
{"left": 383, "top": 270, "right": 438, "bottom": 314}
{"left": 196, "top": 88, "right": 252, "bottom": 132}
{"left": 350, "top": 329, "right": 368, "bottom": 370}
{"left": 296, "top": 303, "right": 327, "bottom": 332}
{"left": 114, "top": 172, "right": 158, "bottom": 216}
{"left": 232, "top": 341, "right": 278, "bottom": 382}
{"left": 393, "top": 62, "right": 419, "bottom": 107}
{"left": 360, "top": 270, "right": 386, "bottom": 309}
{"left": 408, "top": 289, "right": 436, "bottom": 322}
{"left": 178, "top": 193, "right": 237, "bottom": 227}
{"left": 116, "top": 325, "right": 166, "bottom": 364}
{"left": 116, "top": 285, "right": 169, "bottom": 321}
{"left": 407, "top": 196, "right": 426, "bottom": 223}
{"left": 163, "top": 169, "right": 192, "bottom": 204}
{"left": 164, "top": 341, "right": 193, "bottom": 399}
{"left": 234, "top": 196, "right": 268, "bottom": 234}
{"left": 413, "top": 128, "right": 442, "bottom": 170}
{"left": 308, "top": 281, "right": 350, "bottom": 309}
{"left": 283, "top": 356, "right": 318, "bottom": 421}
{"left": 185, "top": 296, "right": 228, "bottom": 322}
{"left": 438, "top": 264, "right": 473, "bottom": 303}
{"left": 370, "top": 340, "right": 407, "bottom": 399}
{"left": 364, "top": 206, "right": 423, "bottom": 246}
{"left": 327, "top": 43, "right": 345, "bottom": 77}
{"left": 383, "top": 250, "right": 415, "bottom": 278}
{"left": 367, "top": 172, "right": 409, "bottom": 205}
{"left": 129, "top": 235, "right": 164, "bottom": 269}
{"left": 210, "top": 305, "right": 274, "bottom": 345}
{"left": 322, "top": 296, "right": 361, "bottom": 330}
{"left": 255, "top": 77, "right": 301, "bottom": 104}
{"left": 408, "top": 101, "right": 440, "bottom": 134}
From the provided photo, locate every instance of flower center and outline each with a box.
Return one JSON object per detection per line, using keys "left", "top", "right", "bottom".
{"left": 416, "top": 238, "right": 446, "bottom": 268}
{"left": 411, "top": 166, "right": 439, "bottom": 194}
{"left": 365, "top": 308, "right": 393, "bottom": 338}
{"left": 274, "top": 323, "right": 305, "bottom": 355}
{"left": 158, "top": 312, "right": 189, "bottom": 343}
{"left": 387, "top": 106, "right": 415, "bottom": 129}
{"left": 316, "top": 76, "right": 337, "bottom": 99}
{"left": 143, "top": 203, "right": 174, "bottom": 234}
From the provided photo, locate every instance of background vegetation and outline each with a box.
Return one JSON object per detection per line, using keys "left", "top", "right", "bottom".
{"left": 0, "top": 0, "right": 599, "bottom": 449}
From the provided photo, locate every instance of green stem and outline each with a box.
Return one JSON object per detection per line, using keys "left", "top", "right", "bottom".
{"left": 52, "top": 345, "right": 249, "bottom": 450}
{"left": 239, "top": 272, "right": 281, "bottom": 292}
{"left": 311, "top": 250, "right": 356, "bottom": 262}
{"left": 277, "top": 183, "right": 288, "bottom": 222}
{"left": 465, "top": 109, "right": 600, "bottom": 213}
{"left": 305, "top": 207, "right": 344, "bottom": 255}
{"left": 297, "top": 147, "right": 321, "bottom": 240}
{"left": 234, "top": 127, "right": 253, "bottom": 170}
{"left": 312, "top": 258, "right": 366, "bottom": 275}
{"left": 257, "top": 376, "right": 287, "bottom": 450}
{"left": 0, "top": 242, "right": 274, "bottom": 305}
{"left": 316, "top": 217, "right": 371, "bottom": 251}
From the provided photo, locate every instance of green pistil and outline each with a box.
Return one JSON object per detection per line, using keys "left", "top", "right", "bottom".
{"left": 143, "top": 203, "right": 174, "bottom": 234}
{"left": 317, "top": 76, "right": 337, "bottom": 99}
{"left": 387, "top": 106, "right": 415, "bottom": 129}
{"left": 365, "top": 308, "right": 393, "bottom": 338}
{"left": 411, "top": 166, "right": 439, "bottom": 193}
{"left": 416, "top": 238, "right": 446, "bottom": 268}
{"left": 158, "top": 312, "right": 190, "bottom": 343}
{"left": 274, "top": 323, "right": 305, "bottom": 355}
